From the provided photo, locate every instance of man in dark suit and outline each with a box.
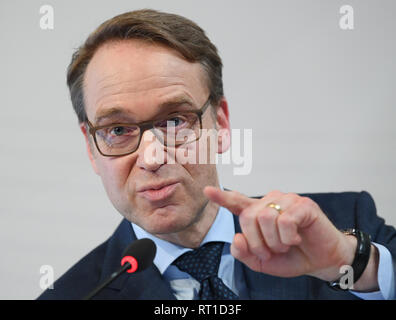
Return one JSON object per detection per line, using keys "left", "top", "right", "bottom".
{"left": 38, "top": 9, "right": 395, "bottom": 300}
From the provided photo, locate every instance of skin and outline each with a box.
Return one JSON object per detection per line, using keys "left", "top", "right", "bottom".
{"left": 81, "top": 39, "right": 379, "bottom": 292}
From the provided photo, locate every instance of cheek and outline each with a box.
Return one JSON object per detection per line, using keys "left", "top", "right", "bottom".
{"left": 96, "top": 156, "right": 137, "bottom": 203}
{"left": 177, "top": 142, "right": 218, "bottom": 192}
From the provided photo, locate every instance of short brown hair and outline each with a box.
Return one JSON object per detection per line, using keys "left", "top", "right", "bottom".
{"left": 66, "top": 9, "right": 224, "bottom": 123}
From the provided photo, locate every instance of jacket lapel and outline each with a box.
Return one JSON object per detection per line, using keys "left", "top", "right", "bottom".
{"left": 116, "top": 265, "right": 176, "bottom": 300}
{"left": 96, "top": 219, "right": 176, "bottom": 300}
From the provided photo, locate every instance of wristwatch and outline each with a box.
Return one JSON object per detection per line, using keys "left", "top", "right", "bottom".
{"left": 328, "top": 229, "right": 372, "bottom": 290}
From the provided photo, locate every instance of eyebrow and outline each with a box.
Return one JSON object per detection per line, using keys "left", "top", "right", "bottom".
{"left": 94, "top": 96, "right": 195, "bottom": 125}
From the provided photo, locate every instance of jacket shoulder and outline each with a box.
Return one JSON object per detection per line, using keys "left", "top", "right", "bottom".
{"left": 37, "top": 219, "right": 135, "bottom": 300}
{"left": 300, "top": 191, "right": 376, "bottom": 230}
{"left": 37, "top": 240, "right": 108, "bottom": 300}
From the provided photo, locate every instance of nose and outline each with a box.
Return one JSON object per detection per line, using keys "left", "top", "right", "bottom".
{"left": 135, "top": 130, "right": 167, "bottom": 172}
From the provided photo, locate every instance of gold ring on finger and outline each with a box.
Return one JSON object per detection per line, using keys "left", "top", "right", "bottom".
{"left": 267, "top": 202, "right": 282, "bottom": 214}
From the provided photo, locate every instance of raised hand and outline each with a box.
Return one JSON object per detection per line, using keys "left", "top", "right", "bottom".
{"left": 203, "top": 186, "right": 363, "bottom": 282}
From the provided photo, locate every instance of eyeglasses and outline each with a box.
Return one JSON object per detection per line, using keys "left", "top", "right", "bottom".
{"left": 86, "top": 96, "right": 212, "bottom": 157}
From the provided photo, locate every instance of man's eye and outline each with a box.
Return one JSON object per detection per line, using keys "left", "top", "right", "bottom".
{"left": 101, "top": 126, "right": 139, "bottom": 138}
{"left": 110, "top": 126, "right": 127, "bottom": 136}
{"left": 156, "top": 116, "right": 186, "bottom": 128}
{"left": 168, "top": 117, "right": 184, "bottom": 127}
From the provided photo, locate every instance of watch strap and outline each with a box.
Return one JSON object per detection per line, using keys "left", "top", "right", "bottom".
{"left": 328, "top": 229, "right": 371, "bottom": 290}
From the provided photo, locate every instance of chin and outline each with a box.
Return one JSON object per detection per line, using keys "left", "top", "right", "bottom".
{"left": 141, "top": 205, "right": 194, "bottom": 235}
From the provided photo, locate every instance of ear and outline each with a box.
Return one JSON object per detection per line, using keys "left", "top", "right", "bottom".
{"left": 214, "top": 97, "right": 231, "bottom": 154}
{"left": 79, "top": 122, "right": 100, "bottom": 175}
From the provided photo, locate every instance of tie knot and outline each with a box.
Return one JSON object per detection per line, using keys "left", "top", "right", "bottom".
{"left": 173, "top": 241, "right": 224, "bottom": 282}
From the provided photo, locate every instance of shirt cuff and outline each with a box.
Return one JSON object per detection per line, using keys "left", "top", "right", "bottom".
{"left": 350, "top": 242, "right": 395, "bottom": 300}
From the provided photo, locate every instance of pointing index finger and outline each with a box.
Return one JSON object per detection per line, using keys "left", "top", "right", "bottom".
{"left": 203, "top": 186, "right": 256, "bottom": 215}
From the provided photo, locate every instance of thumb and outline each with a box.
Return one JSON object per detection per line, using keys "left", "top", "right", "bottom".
{"left": 230, "top": 233, "right": 251, "bottom": 261}
{"left": 231, "top": 233, "right": 266, "bottom": 272}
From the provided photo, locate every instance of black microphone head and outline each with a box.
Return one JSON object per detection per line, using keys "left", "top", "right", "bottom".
{"left": 121, "top": 238, "right": 156, "bottom": 273}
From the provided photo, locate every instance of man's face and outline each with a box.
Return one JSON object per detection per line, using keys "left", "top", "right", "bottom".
{"left": 81, "top": 40, "right": 230, "bottom": 238}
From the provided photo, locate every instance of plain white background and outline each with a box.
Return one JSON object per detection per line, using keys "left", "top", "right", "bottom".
{"left": 1, "top": 0, "right": 395, "bottom": 299}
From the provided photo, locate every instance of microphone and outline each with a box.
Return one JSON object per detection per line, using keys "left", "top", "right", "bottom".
{"left": 83, "top": 238, "right": 156, "bottom": 300}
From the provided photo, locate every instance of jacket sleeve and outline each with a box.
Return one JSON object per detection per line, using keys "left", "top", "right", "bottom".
{"left": 354, "top": 191, "right": 396, "bottom": 299}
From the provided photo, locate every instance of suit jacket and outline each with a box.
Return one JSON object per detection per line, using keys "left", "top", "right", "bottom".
{"left": 38, "top": 191, "right": 396, "bottom": 300}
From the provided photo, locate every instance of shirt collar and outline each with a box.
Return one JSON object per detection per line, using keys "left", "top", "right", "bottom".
{"left": 131, "top": 205, "right": 235, "bottom": 274}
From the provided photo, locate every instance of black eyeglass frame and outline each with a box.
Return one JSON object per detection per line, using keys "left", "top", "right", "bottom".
{"left": 86, "top": 96, "right": 212, "bottom": 157}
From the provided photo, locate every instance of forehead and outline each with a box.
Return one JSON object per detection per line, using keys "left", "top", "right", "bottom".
{"left": 83, "top": 40, "right": 209, "bottom": 120}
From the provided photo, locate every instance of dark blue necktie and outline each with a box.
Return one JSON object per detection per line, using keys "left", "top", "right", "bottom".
{"left": 173, "top": 241, "right": 239, "bottom": 300}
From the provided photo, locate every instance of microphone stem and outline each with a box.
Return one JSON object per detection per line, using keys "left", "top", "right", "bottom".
{"left": 83, "top": 262, "right": 131, "bottom": 300}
